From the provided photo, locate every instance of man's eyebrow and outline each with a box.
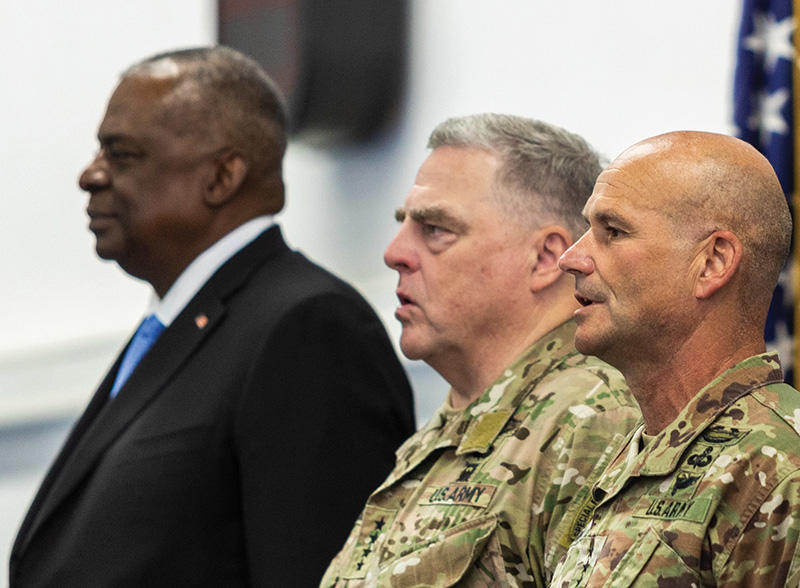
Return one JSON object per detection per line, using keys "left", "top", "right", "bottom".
{"left": 97, "top": 133, "right": 133, "bottom": 146}
{"left": 397, "top": 205, "right": 468, "bottom": 233}
{"left": 588, "top": 208, "right": 633, "bottom": 231}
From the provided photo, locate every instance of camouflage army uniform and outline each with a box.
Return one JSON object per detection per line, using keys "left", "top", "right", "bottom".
{"left": 320, "top": 320, "right": 639, "bottom": 587}
{"left": 550, "top": 352, "right": 800, "bottom": 587}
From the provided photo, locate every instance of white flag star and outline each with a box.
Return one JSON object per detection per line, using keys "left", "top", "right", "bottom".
{"left": 744, "top": 12, "right": 795, "bottom": 71}
{"left": 748, "top": 87, "right": 790, "bottom": 144}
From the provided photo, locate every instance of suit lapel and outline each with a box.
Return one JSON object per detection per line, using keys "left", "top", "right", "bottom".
{"left": 14, "top": 226, "right": 290, "bottom": 557}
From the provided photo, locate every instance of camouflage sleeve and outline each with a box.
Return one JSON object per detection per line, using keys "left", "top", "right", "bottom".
{"left": 718, "top": 471, "right": 800, "bottom": 587}
{"left": 530, "top": 366, "right": 641, "bottom": 579}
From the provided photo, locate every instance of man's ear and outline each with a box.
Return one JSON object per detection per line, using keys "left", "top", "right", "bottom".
{"left": 204, "top": 149, "right": 248, "bottom": 207}
{"left": 694, "top": 230, "right": 742, "bottom": 299}
{"left": 530, "top": 226, "right": 572, "bottom": 293}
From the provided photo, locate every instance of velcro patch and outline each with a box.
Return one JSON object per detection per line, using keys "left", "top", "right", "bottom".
{"left": 421, "top": 483, "right": 496, "bottom": 508}
{"left": 459, "top": 410, "right": 513, "bottom": 453}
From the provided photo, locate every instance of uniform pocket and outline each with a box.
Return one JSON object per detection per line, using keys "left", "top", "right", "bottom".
{"left": 551, "top": 528, "right": 702, "bottom": 587}
{"left": 549, "top": 533, "right": 606, "bottom": 586}
{"left": 603, "top": 528, "right": 701, "bottom": 587}
{"left": 376, "top": 514, "right": 501, "bottom": 587}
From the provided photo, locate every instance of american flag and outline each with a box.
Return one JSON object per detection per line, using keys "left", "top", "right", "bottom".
{"left": 733, "top": 0, "right": 795, "bottom": 384}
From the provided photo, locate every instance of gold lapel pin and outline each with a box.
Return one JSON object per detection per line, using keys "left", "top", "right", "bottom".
{"left": 195, "top": 314, "right": 209, "bottom": 329}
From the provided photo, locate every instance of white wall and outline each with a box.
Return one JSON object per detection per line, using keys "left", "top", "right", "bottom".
{"left": 0, "top": 0, "right": 741, "bottom": 575}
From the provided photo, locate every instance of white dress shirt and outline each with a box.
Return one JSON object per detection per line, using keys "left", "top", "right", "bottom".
{"left": 146, "top": 216, "right": 274, "bottom": 326}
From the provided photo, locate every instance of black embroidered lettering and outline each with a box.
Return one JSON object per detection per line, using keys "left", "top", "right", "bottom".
{"left": 430, "top": 487, "right": 448, "bottom": 502}
{"left": 646, "top": 499, "right": 664, "bottom": 516}
{"left": 471, "top": 486, "right": 485, "bottom": 503}
{"left": 665, "top": 501, "right": 679, "bottom": 518}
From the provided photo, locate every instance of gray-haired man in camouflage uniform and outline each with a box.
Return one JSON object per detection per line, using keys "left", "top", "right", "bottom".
{"left": 552, "top": 130, "right": 800, "bottom": 586}
{"left": 320, "top": 114, "right": 640, "bottom": 587}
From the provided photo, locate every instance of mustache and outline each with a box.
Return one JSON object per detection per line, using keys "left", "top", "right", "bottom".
{"left": 574, "top": 285, "right": 606, "bottom": 306}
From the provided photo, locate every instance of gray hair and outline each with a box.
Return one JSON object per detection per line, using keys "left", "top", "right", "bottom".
{"left": 125, "top": 46, "right": 288, "bottom": 201}
{"left": 428, "top": 113, "right": 602, "bottom": 238}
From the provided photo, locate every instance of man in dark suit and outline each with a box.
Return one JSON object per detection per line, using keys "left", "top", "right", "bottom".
{"left": 9, "top": 46, "right": 415, "bottom": 587}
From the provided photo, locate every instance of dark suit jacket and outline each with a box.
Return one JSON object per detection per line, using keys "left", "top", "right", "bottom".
{"left": 9, "top": 226, "right": 415, "bottom": 587}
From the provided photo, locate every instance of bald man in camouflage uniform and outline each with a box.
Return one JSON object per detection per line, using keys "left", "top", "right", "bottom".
{"left": 553, "top": 131, "right": 800, "bottom": 586}
{"left": 321, "top": 114, "right": 640, "bottom": 587}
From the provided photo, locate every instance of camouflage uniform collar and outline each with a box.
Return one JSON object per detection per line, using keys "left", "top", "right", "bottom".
{"left": 453, "top": 320, "right": 580, "bottom": 456}
{"left": 380, "top": 321, "right": 580, "bottom": 491}
{"left": 598, "top": 352, "right": 783, "bottom": 494}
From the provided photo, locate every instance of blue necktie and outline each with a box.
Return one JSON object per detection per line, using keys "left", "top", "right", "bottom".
{"left": 110, "top": 314, "right": 165, "bottom": 398}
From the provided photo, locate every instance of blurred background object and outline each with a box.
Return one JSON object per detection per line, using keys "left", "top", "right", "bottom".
{"left": 219, "top": 0, "right": 408, "bottom": 145}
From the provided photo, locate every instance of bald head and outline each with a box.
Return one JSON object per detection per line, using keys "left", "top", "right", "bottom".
{"left": 608, "top": 131, "right": 791, "bottom": 308}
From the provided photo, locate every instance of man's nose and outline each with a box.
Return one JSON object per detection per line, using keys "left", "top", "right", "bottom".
{"left": 558, "top": 234, "right": 595, "bottom": 276}
{"left": 384, "top": 224, "right": 418, "bottom": 273}
{"left": 78, "top": 154, "right": 110, "bottom": 193}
